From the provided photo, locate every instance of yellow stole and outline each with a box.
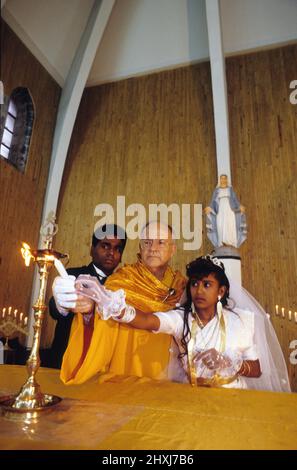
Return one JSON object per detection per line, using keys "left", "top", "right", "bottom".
{"left": 60, "top": 260, "right": 186, "bottom": 384}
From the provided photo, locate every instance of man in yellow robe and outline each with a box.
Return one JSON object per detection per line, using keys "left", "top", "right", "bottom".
{"left": 57, "top": 222, "right": 186, "bottom": 384}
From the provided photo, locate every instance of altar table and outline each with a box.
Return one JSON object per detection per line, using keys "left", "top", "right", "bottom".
{"left": 0, "top": 365, "right": 296, "bottom": 450}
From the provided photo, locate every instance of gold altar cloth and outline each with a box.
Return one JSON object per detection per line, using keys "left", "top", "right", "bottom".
{"left": 0, "top": 365, "right": 296, "bottom": 450}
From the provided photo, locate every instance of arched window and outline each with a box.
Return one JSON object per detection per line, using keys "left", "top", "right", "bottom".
{"left": 0, "top": 87, "right": 34, "bottom": 173}
{"left": 1, "top": 98, "right": 17, "bottom": 159}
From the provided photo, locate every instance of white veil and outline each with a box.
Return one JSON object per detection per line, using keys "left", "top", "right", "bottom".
{"left": 228, "top": 279, "right": 291, "bottom": 392}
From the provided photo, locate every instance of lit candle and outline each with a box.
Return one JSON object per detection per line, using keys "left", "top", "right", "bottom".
{"left": 8, "top": 306, "right": 12, "bottom": 316}
{"left": 281, "top": 307, "right": 285, "bottom": 318}
{"left": 20, "top": 312, "right": 23, "bottom": 322}
{"left": 2, "top": 308, "right": 5, "bottom": 318}
{"left": 54, "top": 258, "right": 69, "bottom": 279}
{"left": 24, "top": 317, "right": 28, "bottom": 326}
{"left": 275, "top": 305, "right": 279, "bottom": 316}
{"left": 14, "top": 309, "right": 18, "bottom": 318}
{"left": 288, "top": 310, "right": 292, "bottom": 321}
{"left": 295, "top": 312, "right": 297, "bottom": 323}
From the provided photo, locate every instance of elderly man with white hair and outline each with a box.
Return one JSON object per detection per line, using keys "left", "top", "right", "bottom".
{"left": 53, "top": 221, "right": 186, "bottom": 384}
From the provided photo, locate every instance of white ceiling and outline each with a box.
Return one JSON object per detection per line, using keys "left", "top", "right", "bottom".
{"left": 2, "top": 0, "right": 94, "bottom": 85}
{"left": 2, "top": 0, "right": 297, "bottom": 88}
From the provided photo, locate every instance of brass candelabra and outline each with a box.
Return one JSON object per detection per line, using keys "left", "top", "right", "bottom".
{"left": 0, "top": 307, "right": 28, "bottom": 348}
{"left": 0, "top": 308, "right": 28, "bottom": 364}
{"left": 0, "top": 212, "right": 68, "bottom": 416}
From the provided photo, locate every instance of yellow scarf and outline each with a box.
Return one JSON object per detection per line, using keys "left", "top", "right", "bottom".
{"left": 60, "top": 260, "right": 186, "bottom": 384}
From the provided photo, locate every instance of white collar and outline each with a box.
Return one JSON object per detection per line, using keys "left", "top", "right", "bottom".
{"left": 92, "top": 264, "right": 107, "bottom": 279}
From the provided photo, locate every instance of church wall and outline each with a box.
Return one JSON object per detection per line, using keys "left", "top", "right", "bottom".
{"left": 50, "top": 44, "right": 297, "bottom": 350}
{"left": 43, "top": 62, "right": 217, "bottom": 346}
{"left": 227, "top": 44, "right": 297, "bottom": 387}
{"left": 227, "top": 44, "right": 297, "bottom": 315}
{"left": 53, "top": 61, "right": 217, "bottom": 286}
{"left": 0, "top": 21, "right": 61, "bottom": 325}
{"left": 1, "top": 24, "right": 295, "bottom": 356}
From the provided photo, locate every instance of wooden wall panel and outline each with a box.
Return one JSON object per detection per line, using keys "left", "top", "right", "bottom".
{"left": 270, "top": 313, "right": 297, "bottom": 392}
{"left": 44, "top": 63, "right": 216, "bottom": 346}
{"left": 49, "top": 43, "right": 297, "bottom": 383}
{"left": 54, "top": 63, "right": 216, "bottom": 275}
{"left": 0, "top": 22, "right": 61, "bottom": 326}
{"left": 227, "top": 44, "right": 297, "bottom": 317}
{"left": 227, "top": 44, "right": 297, "bottom": 390}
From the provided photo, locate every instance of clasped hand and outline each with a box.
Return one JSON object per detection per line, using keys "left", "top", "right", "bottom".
{"left": 52, "top": 275, "right": 93, "bottom": 314}
{"left": 194, "top": 348, "right": 243, "bottom": 381}
{"left": 194, "top": 348, "right": 233, "bottom": 370}
{"left": 52, "top": 275, "right": 126, "bottom": 319}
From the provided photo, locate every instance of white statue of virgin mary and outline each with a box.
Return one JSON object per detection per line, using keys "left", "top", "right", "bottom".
{"left": 204, "top": 175, "right": 247, "bottom": 248}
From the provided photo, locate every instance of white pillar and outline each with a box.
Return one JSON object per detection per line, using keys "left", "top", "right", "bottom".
{"left": 205, "top": 0, "right": 242, "bottom": 284}
{"left": 205, "top": 0, "right": 231, "bottom": 183}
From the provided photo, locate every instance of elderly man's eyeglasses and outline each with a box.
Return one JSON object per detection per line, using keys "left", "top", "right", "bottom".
{"left": 140, "top": 239, "right": 172, "bottom": 250}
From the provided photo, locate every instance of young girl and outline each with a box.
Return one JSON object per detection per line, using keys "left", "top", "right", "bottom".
{"left": 74, "top": 255, "right": 261, "bottom": 388}
{"left": 107, "top": 255, "right": 262, "bottom": 388}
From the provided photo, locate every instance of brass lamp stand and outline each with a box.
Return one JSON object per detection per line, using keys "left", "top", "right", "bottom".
{"left": 0, "top": 212, "right": 67, "bottom": 417}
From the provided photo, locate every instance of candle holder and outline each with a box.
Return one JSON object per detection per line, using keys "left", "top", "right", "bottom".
{"left": 0, "top": 307, "right": 28, "bottom": 359}
{"left": 274, "top": 305, "right": 297, "bottom": 323}
{"left": 0, "top": 212, "right": 68, "bottom": 416}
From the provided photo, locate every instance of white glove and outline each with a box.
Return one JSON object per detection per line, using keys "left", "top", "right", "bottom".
{"left": 52, "top": 275, "right": 77, "bottom": 316}
{"left": 75, "top": 275, "right": 126, "bottom": 320}
{"left": 217, "top": 349, "right": 243, "bottom": 378}
{"left": 194, "top": 348, "right": 242, "bottom": 378}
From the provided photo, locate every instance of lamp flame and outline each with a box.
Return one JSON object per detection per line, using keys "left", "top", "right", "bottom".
{"left": 21, "top": 242, "right": 32, "bottom": 266}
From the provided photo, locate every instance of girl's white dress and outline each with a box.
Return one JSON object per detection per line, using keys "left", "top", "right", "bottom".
{"left": 153, "top": 307, "right": 257, "bottom": 389}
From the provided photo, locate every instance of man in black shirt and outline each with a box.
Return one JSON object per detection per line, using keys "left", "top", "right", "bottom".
{"left": 47, "top": 224, "right": 127, "bottom": 368}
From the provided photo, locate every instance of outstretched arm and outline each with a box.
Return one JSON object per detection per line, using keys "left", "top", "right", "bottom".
{"left": 53, "top": 274, "right": 161, "bottom": 331}
{"left": 117, "top": 307, "right": 160, "bottom": 331}
{"left": 75, "top": 274, "right": 161, "bottom": 331}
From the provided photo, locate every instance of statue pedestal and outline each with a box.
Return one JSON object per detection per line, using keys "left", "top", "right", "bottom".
{"left": 212, "top": 246, "right": 242, "bottom": 286}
